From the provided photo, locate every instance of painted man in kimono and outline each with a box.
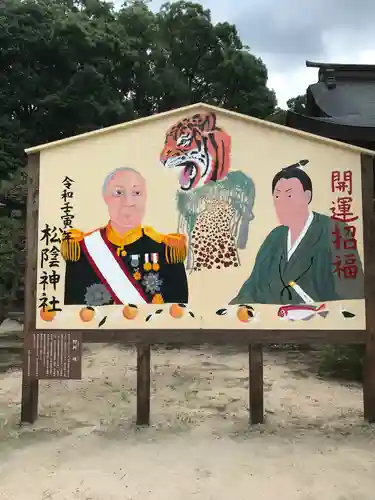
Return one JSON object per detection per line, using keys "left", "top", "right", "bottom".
{"left": 61, "top": 167, "right": 188, "bottom": 306}
{"left": 230, "top": 161, "right": 364, "bottom": 305}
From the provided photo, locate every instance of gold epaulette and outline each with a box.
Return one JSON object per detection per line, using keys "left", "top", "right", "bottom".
{"left": 144, "top": 227, "right": 187, "bottom": 264}
{"left": 60, "top": 228, "right": 85, "bottom": 262}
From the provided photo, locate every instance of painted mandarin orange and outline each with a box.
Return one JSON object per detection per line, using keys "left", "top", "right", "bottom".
{"left": 122, "top": 305, "right": 138, "bottom": 320}
{"left": 79, "top": 307, "right": 95, "bottom": 322}
{"left": 237, "top": 306, "right": 251, "bottom": 323}
{"left": 39, "top": 308, "right": 56, "bottom": 322}
{"left": 169, "top": 303, "right": 184, "bottom": 319}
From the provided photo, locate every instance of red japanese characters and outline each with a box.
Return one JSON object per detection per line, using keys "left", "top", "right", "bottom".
{"left": 330, "top": 170, "right": 359, "bottom": 279}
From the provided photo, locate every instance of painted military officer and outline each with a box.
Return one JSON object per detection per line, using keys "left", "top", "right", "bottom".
{"left": 61, "top": 167, "right": 188, "bottom": 306}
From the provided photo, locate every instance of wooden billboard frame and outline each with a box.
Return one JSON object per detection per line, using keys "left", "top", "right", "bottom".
{"left": 20, "top": 151, "right": 375, "bottom": 427}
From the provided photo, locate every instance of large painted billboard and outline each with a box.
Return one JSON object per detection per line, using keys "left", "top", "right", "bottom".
{"left": 33, "top": 105, "right": 365, "bottom": 331}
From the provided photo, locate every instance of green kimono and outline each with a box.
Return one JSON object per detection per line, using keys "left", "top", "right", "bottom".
{"left": 230, "top": 212, "right": 364, "bottom": 305}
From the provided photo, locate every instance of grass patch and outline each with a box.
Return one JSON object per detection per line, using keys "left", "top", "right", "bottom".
{"left": 318, "top": 345, "right": 364, "bottom": 382}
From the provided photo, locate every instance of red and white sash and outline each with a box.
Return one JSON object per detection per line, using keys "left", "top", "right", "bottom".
{"left": 81, "top": 230, "right": 147, "bottom": 305}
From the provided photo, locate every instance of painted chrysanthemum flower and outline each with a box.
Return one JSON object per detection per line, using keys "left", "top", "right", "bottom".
{"left": 142, "top": 272, "right": 163, "bottom": 295}
{"left": 84, "top": 283, "right": 111, "bottom": 306}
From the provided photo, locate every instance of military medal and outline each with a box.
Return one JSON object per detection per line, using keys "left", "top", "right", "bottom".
{"left": 130, "top": 254, "right": 141, "bottom": 280}
{"left": 130, "top": 255, "right": 139, "bottom": 267}
{"left": 143, "top": 253, "right": 152, "bottom": 272}
{"left": 152, "top": 293, "right": 164, "bottom": 304}
{"left": 142, "top": 272, "right": 163, "bottom": 295}
{"left": 151, "top": 253, "right": 160, "bottom": 271}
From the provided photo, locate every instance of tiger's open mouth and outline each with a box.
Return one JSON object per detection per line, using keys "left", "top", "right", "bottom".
{"left": 179, "top": 162, "right": 199, "bottom": 191}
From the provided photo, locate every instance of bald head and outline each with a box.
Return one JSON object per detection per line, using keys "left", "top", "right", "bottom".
{"left": 103, "top": 167, "right": 147, "bottom": 234}
{"left": 102, "top": 167, "right": 146, "bottom": 196}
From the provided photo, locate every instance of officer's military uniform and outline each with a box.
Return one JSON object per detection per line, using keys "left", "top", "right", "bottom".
{"left": 61, "top": 224, "right": 189, "bottom": 306}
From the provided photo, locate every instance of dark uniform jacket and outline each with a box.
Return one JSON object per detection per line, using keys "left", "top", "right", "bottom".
{"left": 61, "top": 224, "right": 189, "bottom": 306}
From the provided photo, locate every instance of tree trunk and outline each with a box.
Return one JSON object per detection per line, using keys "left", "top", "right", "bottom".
{"left": 0, "top": 288, "right": 6, "bottom": 325}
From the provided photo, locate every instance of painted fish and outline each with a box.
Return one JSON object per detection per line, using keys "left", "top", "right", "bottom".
{"left": 278, "top": 303, "right": 329, "bottom": 321}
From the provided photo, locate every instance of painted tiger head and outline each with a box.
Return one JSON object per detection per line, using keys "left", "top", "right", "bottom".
{"left": 160, "top": 112, "right": 231, "bottom": 191}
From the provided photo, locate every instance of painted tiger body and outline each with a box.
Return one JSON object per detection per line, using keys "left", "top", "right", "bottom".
{"left": 160, "top": 112, "right": 231, "bottom": 191}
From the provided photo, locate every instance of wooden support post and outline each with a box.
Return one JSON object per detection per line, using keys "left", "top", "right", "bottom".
{"left": 364, "top": 335, "right": 375, "bottom": 423}
{"left": 136, "top": 343, "right": 151, "bottom": 426}
{"left": 361, "top": 154, "right": 375, "bottom": 423}
{"left": 20, "top": 153, "right": 40, "bottom": 425}
{"left": 248, "top": 344, "right": 264, "bottom": 424}
{"left": 21, "top": 378, "right": 39, "bottom": 423}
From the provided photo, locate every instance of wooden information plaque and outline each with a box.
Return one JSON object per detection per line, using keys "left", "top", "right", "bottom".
{"left": 25, "top": 331, "right": 82, "bottom": 380}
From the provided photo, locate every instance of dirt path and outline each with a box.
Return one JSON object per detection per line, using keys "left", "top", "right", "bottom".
{"left": 1, "top": 344, "right": 375, "bottom": 500}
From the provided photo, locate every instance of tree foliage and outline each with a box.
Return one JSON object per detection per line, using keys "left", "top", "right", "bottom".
{"left": 266, "top": 107, "right": 287, "bottom": 125}
{"left": 286, "top": 94, "right": 306, "bottom": 115}
{"left": 0, "top": 0, "right": 276, "bottom": 169}
{"left": 0, "top": 0, "right": 276, "bottom": 318}
{"left": 266, "top": 93, "right": 307, "bottom": 125}
{"left": 318, "top": 345, "right": 364, "bottom": 382}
